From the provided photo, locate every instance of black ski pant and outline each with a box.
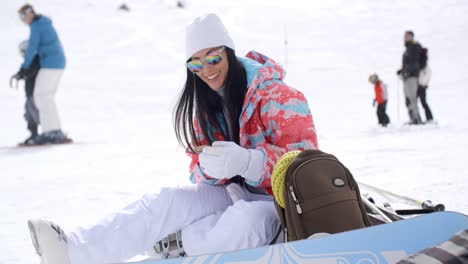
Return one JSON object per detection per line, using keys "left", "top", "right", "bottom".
{"left": 377, "top": 100, "right": 390, "bottom": 126}
{"left": 417, "top": 85, "right": 434, "bottom": 121}
{"left": 24, "top": 96, "right": 40, "bottom": 136}
{"left": 24, "top": 57, "right": 40, "bottom": 136}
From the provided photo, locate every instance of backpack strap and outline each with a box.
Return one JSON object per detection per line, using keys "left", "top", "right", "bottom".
{"left": 269, "top": 225, "right": 282, "bottom": 245}
{"left": 274, "top": 201, "right": 288, "bottom": 242}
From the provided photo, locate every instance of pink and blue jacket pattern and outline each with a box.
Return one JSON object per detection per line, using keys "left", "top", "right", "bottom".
{"left": 188, "top": 51, "right": 318, "bottom": 196}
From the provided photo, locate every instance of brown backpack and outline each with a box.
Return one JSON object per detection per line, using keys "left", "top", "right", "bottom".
{"left": 273, "top": 149, "right": 371, "bottom": 242}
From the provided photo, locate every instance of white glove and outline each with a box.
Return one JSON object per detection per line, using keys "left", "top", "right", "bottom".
{"left": 199, "top": 141, "right": 264, "bottom": 182}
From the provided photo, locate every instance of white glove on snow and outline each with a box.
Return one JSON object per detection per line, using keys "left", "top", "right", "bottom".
{"left": 199, "top": 141, "right": 264, "bottom": 182}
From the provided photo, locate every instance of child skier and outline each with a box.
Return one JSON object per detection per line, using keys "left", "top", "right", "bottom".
{"left": 27, "top": 13, "right": 319, "bottom": 264}
{"left": 10, "top": 40, "right": 41, "bottom": 144}
{"left": 369, "top": 74, "right": 390, "bottom": 127}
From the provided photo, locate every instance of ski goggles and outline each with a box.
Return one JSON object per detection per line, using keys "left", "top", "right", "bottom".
{"left": 186, "top": 46, "right": 225, "bottom": 73}
{"left": 19, "top": 8, "right": 32, "bottom": 21}
{"left": 18, "top": 6, "right": 33, "bottom": 21}
{"left": 19, "top": 12, "right": 26, "bottom": 21}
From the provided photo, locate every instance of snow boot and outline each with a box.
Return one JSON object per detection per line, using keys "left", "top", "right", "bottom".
{"left": 147, "top": 230, "right": 186, "bottom": 259}
{"left": 21, "top": 133, "right": 39, "bottom": 145}
{"left": 28, "top": 219, "right": 71, "bottom": 264}
{"left": 34, "top": 130, "right": 72, "bottom": 145}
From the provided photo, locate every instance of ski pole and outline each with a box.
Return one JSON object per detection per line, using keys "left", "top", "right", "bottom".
{"left": 420, "top": 200, "right": 445, "bottom": 212}
{"left": 361, "top": 195, "right": 393, "bottom": 223}
{"left": 396, "top": 77, "right": 401, "bottom": 125}
{"left": 9, "top": 76, "right": 18, "bottom": 89}
{"left": 358, "top": 182, "right": 445, "bottom": 211}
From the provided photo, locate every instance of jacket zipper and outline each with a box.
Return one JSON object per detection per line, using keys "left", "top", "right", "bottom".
{"left": 289, "top": 186, "right": 303, "bottom": 214}
{"left": 285, "top": 185, "right": 298, "bottom": 240}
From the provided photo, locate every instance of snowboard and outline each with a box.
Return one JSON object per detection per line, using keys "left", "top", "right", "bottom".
{"left": 126, "top": 211, "right": 468, "bottom": 264}
{"left": 17, "top": 138, "right": 73, "bottom": 147}
{"left": 0, "top": 141, "right": 95, "bottom": 153}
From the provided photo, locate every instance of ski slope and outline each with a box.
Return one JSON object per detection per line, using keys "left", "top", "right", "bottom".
{"left": 1, "top": 0, "right": 467, "bottom": 263}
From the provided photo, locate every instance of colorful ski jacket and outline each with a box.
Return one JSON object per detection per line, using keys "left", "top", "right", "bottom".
{"left": 374, "top": 81, "right": 388, "bottom": 104}
{"left": 187, "top": 51, "right": 318, "bottom": 195}
{"left": 22, "top": 15, "right": 66, "bottom": 70}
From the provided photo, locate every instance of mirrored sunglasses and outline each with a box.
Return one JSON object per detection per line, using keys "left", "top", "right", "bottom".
{"left": 186, "top": 46, "right": 226, "bottom": 73}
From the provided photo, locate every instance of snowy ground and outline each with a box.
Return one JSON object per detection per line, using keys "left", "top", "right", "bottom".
{"left": 1, "top": 0, "right": 467, "bottom": 263}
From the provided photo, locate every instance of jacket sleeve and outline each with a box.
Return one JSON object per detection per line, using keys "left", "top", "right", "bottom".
{"left": 22, "top": 24, "right": 40, "bottom": 70}
{"left": 187, "top": 118, "right": 230, "bottom": 185}
{"left": 418, "top": 66, "right": 431, "bottom": 87}
{"left": 246, "top": 81, "right": 319, "bottom": 188}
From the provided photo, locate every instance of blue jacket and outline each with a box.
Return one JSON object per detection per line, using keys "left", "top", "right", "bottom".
{"left": 22, "top": 15, "right": 66, "bottom": 70}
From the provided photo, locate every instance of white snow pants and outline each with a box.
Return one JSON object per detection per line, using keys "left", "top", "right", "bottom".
{"left": 33, "top": 69, "right": 64, "bottom": 133}
{"left": 66, "top": 184, "right": 280, "bottom": 264}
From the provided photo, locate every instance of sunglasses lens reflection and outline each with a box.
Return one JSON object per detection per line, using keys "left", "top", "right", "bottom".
{"left": 186, "top": 48, "right": 224, "bottom": 73}
{"left": 187, "top": 61, "right": 203, "bottom": 72}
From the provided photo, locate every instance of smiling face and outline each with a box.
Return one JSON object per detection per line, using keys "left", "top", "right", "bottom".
{"left": 190, "top": 47, "right": 229, "bottom": 91}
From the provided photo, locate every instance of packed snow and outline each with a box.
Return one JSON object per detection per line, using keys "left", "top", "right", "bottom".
{"left": 1, "top": 0, "right": 467, "bottom": 263}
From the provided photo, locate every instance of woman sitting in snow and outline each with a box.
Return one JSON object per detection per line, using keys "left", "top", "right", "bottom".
{"left": 27, "top": 13, "right": 318, "bottom": 264}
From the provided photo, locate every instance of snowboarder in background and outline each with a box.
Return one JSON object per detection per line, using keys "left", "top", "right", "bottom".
{"left": 9, "top": 40, "right": 41, "bottom": 144}
{"left": 117, "top": 3, "right": 131, "bottom": 12}
{"left": 369, "top": 73, "right": 390, "bottom": 127}
{"left": 11, "top": 4, "right": 71, "bottom": 145}
{"left": 26, "top": 13, "right": 318, "bottom": 264}
{"left": 177, "top": 0, "right": 186, "bottom": 8}
{"left": 417, "top": 48, "right": 434, "bottom": 123}
{"left": 397, "top": 30, "right": 423, "bottom": 125}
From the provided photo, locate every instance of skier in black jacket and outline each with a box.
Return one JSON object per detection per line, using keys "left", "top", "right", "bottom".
{"left": 397, "top": 31, "right": 423, "bottom": 125}
{"left": 10, "top": 40, "right": 41, "bottom": 144}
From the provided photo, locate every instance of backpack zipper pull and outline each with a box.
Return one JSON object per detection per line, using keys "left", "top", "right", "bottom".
{"left": 289, "top": 186, "right": 303, "bottom": 214}
{"left": 284, "top": 227, "right": 288, "bottom": 243}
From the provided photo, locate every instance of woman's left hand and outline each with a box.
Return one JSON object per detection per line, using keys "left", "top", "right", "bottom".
{"left": 199, "top": 141, "right": 264, "bottom": 182}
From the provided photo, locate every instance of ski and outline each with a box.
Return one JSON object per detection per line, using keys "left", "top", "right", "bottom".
{"left": 359, "top": 182, "right": 445, "bottom": 212}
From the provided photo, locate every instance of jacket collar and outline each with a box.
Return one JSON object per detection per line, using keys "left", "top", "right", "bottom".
{"left": 238, "top": 51, "right": 286, "bottom": 126}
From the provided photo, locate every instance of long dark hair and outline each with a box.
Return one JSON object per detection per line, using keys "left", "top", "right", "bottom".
{"left": 174, "top": 47, "right": 248, "bottom": 153}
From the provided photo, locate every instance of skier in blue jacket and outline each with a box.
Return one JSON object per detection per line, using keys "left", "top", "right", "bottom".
{"left": 12, "top": 4, "right": 71, "bottom": 145}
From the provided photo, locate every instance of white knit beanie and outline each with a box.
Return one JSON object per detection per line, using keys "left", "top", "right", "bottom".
{"left": 185, "top": 13, "right": 235, "bottom": 60}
